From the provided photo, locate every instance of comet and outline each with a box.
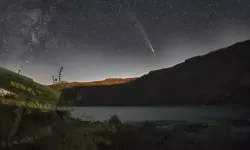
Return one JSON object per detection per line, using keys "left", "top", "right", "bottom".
{"left": 132, "top": 15, "right": 155, "bottom": 53}
{"left": 128, "top": 7, "right": 155, "bottom": 53}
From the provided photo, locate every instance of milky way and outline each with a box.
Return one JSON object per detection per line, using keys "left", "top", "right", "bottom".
{"left": 0, "top": 0, "right": 250, "bottom": 84}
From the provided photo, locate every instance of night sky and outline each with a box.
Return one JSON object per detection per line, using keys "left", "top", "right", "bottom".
{"left": 0, "top": 0, "right": 250, "bottom": 84}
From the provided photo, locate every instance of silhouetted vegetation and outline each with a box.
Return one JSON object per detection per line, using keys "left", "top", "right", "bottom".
{"left": 0, "top": 67, "right": 117, "bottom": 150}
{"left": 52, "top": 66, "right": 65, "bottom": 85}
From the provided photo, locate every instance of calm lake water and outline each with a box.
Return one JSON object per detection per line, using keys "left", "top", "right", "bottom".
{"left": 69, "top": 106, "right": 250, "bottom": 123}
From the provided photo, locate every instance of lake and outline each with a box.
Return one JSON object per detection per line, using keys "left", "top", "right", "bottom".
{"left": 68, "top": 106, "right": 250, "bottom": 123}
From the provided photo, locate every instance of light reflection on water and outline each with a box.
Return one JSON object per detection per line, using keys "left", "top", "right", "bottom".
{"left": 68, "top": 106, "right": 250, "bottom": 123}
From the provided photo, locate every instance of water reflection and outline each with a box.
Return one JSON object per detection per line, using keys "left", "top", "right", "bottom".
{"left": 69, "top": 106, "right": 250, "bottom": 122}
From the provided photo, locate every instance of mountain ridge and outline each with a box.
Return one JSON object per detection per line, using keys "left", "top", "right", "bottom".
{"left": 49, "top": 78, "right": 137, "bottom": 91}
{"left": 60, "top": 39, "right": 250, "bottom": 106}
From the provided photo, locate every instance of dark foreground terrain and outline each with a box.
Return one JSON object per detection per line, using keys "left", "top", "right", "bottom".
{"left": 61, "top": 39, "right": 250, "bottom": 106}
{"left": 2, "top": 111, "right": 250, "bottom": 150}
{"left": 1, "top": 94, "right": 250, "bottom": 150}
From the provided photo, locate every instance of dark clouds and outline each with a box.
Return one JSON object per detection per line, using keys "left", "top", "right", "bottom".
{"left": 0, "top": 0, "right": 250, "bottom": 83}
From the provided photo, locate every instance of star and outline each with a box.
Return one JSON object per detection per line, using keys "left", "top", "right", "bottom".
{"left": 0, "top": 0, "right": 249, "bottom": 84}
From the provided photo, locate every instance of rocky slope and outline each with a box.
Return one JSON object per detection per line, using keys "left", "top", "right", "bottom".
{"left": 61, "top": 39, "right": 250, "bottom": 106}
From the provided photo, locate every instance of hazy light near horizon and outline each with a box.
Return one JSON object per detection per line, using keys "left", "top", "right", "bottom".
{"left": 2, "top": 36, "right": 250, "bottom": 85}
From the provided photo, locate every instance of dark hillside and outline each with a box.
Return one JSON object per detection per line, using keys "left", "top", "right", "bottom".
{"left": 61, "top": 40, "right": 250, "bottom": 106}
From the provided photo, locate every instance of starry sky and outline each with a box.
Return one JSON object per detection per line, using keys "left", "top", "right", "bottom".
{"left": 0, "top": 0, "right": 250, "bottom": 84}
